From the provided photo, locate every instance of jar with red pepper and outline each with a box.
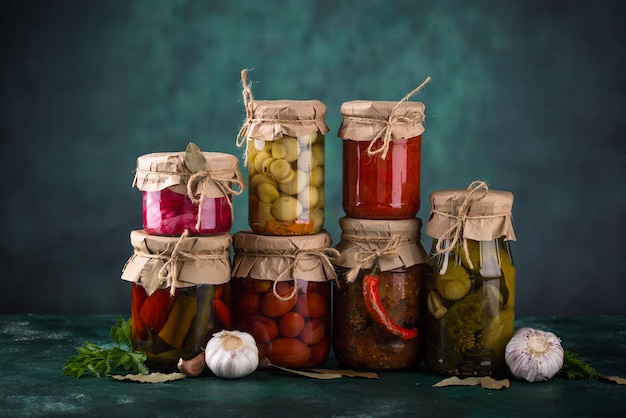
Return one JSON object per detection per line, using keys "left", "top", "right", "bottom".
{"left": 121, "top": 230, "right": 233, "bottom": 371}
{"left": 338, "top": 99, "right": 426, "bottom": 219}
{"left": 332, "top": 217, "right": 428, "bottom": 370}
{"left": 133, "top": 143, "right": 245, "bottom": 236}
{"left": 423, "top": 181, "right": 516, "bottom": 377}
{"left": 230, "top": 230, "right": 337, "bottom": 368}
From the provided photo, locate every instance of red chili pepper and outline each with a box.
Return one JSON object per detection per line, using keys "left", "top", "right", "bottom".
{"left": 212, "top": 298, "right": 232, "bottom": 329}
{"left": 362, "top": 273, "right": 418, "bottom": 341}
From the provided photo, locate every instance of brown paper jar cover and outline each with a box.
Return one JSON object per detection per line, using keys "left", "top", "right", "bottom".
{"left": 334, "top": 217, "right": 428, "bottom": 272}
{"left": 231, "top": 230, "right": 336, "bottom": 282}
{"left": 121, "top": 230, "right": 232, "bottom": 295}
{"left": 338, "top": 100, "right": 426, "bottom": 142}
{"left": 425, "top": 188, "right": 516, "bottom": 242}
{"left": 243, "top": 100, "right": 329, "bottom": 142}
{"left": 133, "top": 151, "right": 244, "bottom": 198}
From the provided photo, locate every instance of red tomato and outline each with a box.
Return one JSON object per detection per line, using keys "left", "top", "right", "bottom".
{"left": 279, "top": 312, "right": 305, "bottom": 338}
{"left": 261, "top": 291, "right": 298, "bottom": 317}
{"left": 299, "top": 319, "right": 325, "bottom": 345}
{"left": 310, "top": 335, "right": 331, "bottom": 365}
{"left": 234, "top": 291, "right": 261, "bottom": 315}
{"left": 268, "top": 338, "right": 311, "bottom": 368}
{"left": 295, "top": 292, "right": 328, "bottom": 319}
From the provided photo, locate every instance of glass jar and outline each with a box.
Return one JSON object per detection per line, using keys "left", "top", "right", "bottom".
{"left": 241, "top": 100, "right": 329, "bottom": 235}
{"left": 338, "top": 100, "right": 426, "bottom": 219}
{"left": 230, "top": 230, "right": 335, "bottom": 368}
{"left": 133, "top": 145, "right": 244, "bottom": 236}
{"left": 423, "top": 182, "right": 516, "bottom": 377}
{"left": 332, "top": 217, "right": 427, "bottom": 370}
{"left": 121, "top": 230, "right": 232, "bottom": 371}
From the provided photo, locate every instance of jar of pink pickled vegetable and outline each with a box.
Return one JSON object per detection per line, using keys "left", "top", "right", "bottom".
{"left": 133, "top": 143, "right": 245, "bottom": 236}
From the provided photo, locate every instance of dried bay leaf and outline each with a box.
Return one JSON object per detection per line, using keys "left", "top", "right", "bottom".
{"left": 140, "top": 258, "right": 165, "bottom": 296}
{"left": 433, "top": 376, "right": 509, "bottom": 390}
{"left": 309, "top": 369, "right": 379, "bottom": 379}
{"left": 109, "top": 372, "right": 186, "bottom": 383}
{"left": 184, "top": 142, "right": 206, "bottom": 173}
{"left": 479, "top": 376, "right": 510, "bottom": 389}
{"left": 603, "top": 376, "right": 626, "bottom": 385}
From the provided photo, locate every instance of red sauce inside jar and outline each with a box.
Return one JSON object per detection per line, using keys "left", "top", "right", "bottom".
{"left": 142, "top": 188, "right": 232, "bottom": 235}
{"left": 342, "top": 135, "right": 422, "bottom": 219}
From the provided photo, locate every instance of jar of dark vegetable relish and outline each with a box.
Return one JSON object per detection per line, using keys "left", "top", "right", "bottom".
{"left": 332, "top": 217, "right": 427, "bottom": 370}
{"left": 423, "top": 182, "right": 516, "bottom": 377}
{"left": 338, "top": 100, "right": 426, "bottom": 219}
{"left": 121, "top": 230, "right": 233, "bottom": 371}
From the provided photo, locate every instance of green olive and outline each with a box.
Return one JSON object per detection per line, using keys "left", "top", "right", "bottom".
{"left": 312, "top": 144, "right": 324, "bottom": 166}
{"left": 257, "top": 182, "right": 280, "bottom": 203}
{"left": 253, "top": 150, "right": 272, "bottom": 174}
{"left": 316, "top": 186, "right": 324, "bottom": 208}
{"left": 249, "top": 173, "right": 277, "bottom": 191}
{"left": 280, "top": 169, "right": 308, "bottom": 195}
{"left": 298, "top": 186, "right": 319, "bottom": 209}
{"left": 310, "top": 166, "right": 324, "bottom": 187}
{"left": 271, "top": 196, "right": 303, "bottom": 221}
{"left": 272, "top": 136, "right": 300, "bottom": 162}
{"left": 269, "top": 159, "right": 293, "bottom": 180}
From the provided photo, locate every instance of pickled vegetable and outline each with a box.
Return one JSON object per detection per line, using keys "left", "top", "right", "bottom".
{"left": 248, "top": 134, "right": 324, "bottom": 235}
{"left": 231, "top": 277, "right": 331, "bottom": 368}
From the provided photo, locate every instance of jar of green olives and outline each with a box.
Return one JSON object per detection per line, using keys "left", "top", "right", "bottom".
{"left": 121, "top": 230, "right": 233, "bottom": 370}
{"left": 423, "top": 181, "right": 516, "bottom": 377}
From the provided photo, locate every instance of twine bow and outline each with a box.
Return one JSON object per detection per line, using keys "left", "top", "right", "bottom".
{"left": 344, "top": 77, "right": 431, "bottom": 160}
{"left": 344, "top": 234, "right": 407, "bottom": 284}
{"left": 236, "top": 69, "right": 255, "bottom": 166}
{"left": 187, "top": 168, "right": 245, "bottom": 230}
{"left": 434, "top": 180, "right": 490, "bottom": 270}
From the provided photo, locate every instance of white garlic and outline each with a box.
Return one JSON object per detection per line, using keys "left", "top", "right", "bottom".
{"left": 204, "top": 330, "right": 259, "bottom": 379}
{"left": 505, "top": 327, "right": 564, "bottom": 382}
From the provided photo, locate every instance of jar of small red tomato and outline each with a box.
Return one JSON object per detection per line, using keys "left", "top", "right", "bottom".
{"left": 230, "top": 230, "right": 337, "bottom": 368}
{"left": 338, "top": 99, "right": 427, "bottom": 219}
{"left": 121, "top": 230, "right": 232, "bottom": 371}
{"left": 332, "top": 217, "right": 427, "bottom": 370}
{"left": 133, "top": 143, "right": 245, "bottom": 236}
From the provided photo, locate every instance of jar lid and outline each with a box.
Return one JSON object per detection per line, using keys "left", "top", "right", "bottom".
{"left": 426, "top": 182, "right": 516, "bottom": 242}
{"left": 121, "top": 230, "right": 232, "bottom": 295}
{"left": 338, "top": 100, "right": 426, "bottom": 142}
{"left": 243, "top": 100, "right": 329, "bottom": 142}
{"left": 231, "top": 230, "right": 336, "bottom": 282}
{"left": 133, "top": 149, "right": 244, "bottom": 197}
{"left": 334, "top": 217, "right": 427, "bottom": 273}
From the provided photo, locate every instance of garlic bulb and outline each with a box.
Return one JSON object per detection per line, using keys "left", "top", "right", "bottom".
{"left": 204, "top": 330, "right": 259, "bottom": 379}
{"left": 505, "top": 327, "right": 564, "bottom": 382}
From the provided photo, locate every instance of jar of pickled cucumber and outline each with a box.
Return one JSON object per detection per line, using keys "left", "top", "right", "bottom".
{"left": 332, "top": 217, "right": 428, "bottom": 370}
{"left": 133, "top": 143, "right": 245, "bottom": 236}
{"left": 423, "top": 181, "right": 516, "bottom": 377}
{"left": 338, "top": 98, "right": 426, "bottom": 220}
{"left": 121, "top": 230, "right": 232, "bottom": 371}
{"left": 230, "top": 230, "right": 336, "bottom": 368}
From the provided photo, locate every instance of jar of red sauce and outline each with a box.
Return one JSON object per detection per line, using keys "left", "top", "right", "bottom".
{"left": 338, "top": 100, "right": 426, "bottom": 219}
{"left": 332, "top": 217, "right": 427, "bottom": 370}
{"left": 121, "top": 230, "right": 233, "bottom": 371}
{"left": 230, "top": 230, "right": 336, "bottom": 368}
{"left": 133, "top": 143, "right": 245, "bottom": 236}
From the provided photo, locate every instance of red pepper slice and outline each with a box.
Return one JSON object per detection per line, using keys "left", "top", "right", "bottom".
{"left": 362, "top": 273, "right": 418, "bottom": 341}
{"left": 212, "top": 298, "right": 232, "bottom": 329}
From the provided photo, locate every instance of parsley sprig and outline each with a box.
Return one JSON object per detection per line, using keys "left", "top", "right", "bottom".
{"left": 558, "top": 348, "right": 602, "bottom": 380}
{"left": 63, "top": 317, "right": 149, "bottom": 378}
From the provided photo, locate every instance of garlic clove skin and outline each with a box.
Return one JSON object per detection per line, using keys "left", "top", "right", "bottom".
{"left": 505, "top": 327, "right": 564, "bottom": 382}
{"left": 177, "top": 352, "right": 207, "bottom": 377}
{"left": 205, "top": 330, "right": 259, "bottom": 379}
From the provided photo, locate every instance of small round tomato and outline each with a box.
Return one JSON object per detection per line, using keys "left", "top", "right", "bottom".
{"left": 310, "top": 335, "right": 331, "bottom": 365}
{"left": 261, "top": 291, "right": 298, "bottom": 317}
{"left": 268, "top": 337, "right": 311, "bottom": 368}
{"left": 279, "top": 312, "right": 305, "bottom": 338}
{"left": 299, "top": 318, "right": 326, "bottom": 345}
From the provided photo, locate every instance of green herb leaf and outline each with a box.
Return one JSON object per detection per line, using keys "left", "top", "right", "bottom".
{"left": 558, "top": 349, "right": 602, "bottom": 380}
{"left": 184, "top": 142, "right": 206, "bottom": 173}
{"left": 63, "top": 317, "right": 149, "bottom": 379}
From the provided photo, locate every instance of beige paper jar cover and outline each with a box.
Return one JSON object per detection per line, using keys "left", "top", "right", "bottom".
{"left": 231, "top": 230, "right": 337, "bottom": 282}
{"left": 334, "top": 217, "right": 428, "bottom": 274}
{"left": 122, "top": 230, "right": 232, "bottom": 296}
{"left": 425, "top": 184, "right": 516, "bottom": 242}
{"left": 133, "top": 150, "right": 244, "bottom": 198}
{"left": 241, "top": 99, "right": 330, "bottom": 142}
{"left": 338, "top": 100, "right": 426, "bottom": 142}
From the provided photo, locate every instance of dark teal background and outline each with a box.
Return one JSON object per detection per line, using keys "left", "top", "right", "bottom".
{"left": 1, "top": 0, "right": 624, "bottom": 316}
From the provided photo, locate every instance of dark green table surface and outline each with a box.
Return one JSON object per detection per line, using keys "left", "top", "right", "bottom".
{"left": 0, "top": 315, "right": 624, "bottom": 417}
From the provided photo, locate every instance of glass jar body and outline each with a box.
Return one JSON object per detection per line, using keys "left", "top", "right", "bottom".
{"left": 130, "top": 283, "right": 230, "bottom": 371}
{"left": 424, "top": 237, "right": 515, "bottom": 377}
{"left": 342, "top": 135, "right": 421, "bottom": 219}
{"left": 231, "top": 277, "right": 331, "bottom": 368}
{"left": 332, "top": 264, "right": 425, "bottom": 370}
{"left": 142, "top": 188, "right": 232, "bottom": 235}
{"left": 247, "top": 134, "right": 324, "bottom": 235}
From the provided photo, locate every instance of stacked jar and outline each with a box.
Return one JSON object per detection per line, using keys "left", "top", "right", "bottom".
{"left": 423, "top": 181, "right": 517, "bottom": 377}
{"left": 121, "top": 143, "right": 245, "bottom": 371}
{"left": 332, "top": 93, "right": 430, "bottom": 370}
{"left": 230, "top": 71, "right": 336, "bottom": 369}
